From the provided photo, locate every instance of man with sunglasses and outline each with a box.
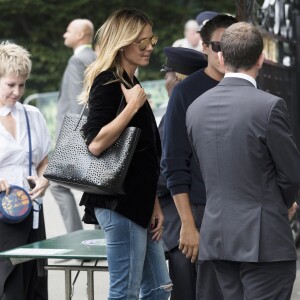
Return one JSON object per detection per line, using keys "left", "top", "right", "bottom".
{"left": 158, "top": 46, "right": 207, "bottom": 300}
{"left": 161, "top": 14, "right": 237, "bottom": 300}
{"left": 186, "top": 22, "right": 300, "bottom": 300}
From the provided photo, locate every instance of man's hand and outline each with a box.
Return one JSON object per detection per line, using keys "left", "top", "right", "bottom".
{"left": 179, "top": 223, "right": 199, "bottom": 263}
{"left": 173, "top": 193, "right": 199, "bottom": 263}
{"left": 288, "top": 202, "right": 298, "bottom": 220}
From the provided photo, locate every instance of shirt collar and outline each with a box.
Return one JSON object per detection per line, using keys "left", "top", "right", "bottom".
{"left": 0, "top": 104, "right": 17, "bottom": 116}
{"left": 74, "top": 44, "right": 92, "bottom": 55}
{"left": 224, "top": 72, "right": 257, "bottom": 88}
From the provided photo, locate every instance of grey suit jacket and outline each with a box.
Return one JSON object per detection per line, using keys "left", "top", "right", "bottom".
{"left": 186, "top": 77, "right": 300, "bottom": 262}
{"left": 56, "top": 47, "right": 96, "bottom": 137}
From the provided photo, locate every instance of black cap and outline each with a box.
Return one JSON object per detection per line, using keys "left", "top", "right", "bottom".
{"left": 196, "top": 11, "right": 219, "bottom": 30}
{"left": 161, "top": 47, "right": 207, "bottom": 75}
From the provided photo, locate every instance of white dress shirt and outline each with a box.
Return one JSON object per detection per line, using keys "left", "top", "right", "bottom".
{"left": 0, "top": 102, "right": 51, "bottom": 227}
{"left": 224, "top": 72, "right": 257, "bottom": 88}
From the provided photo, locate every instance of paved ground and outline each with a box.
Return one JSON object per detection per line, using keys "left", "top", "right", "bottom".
{"left": 43, "top": 189, "right": 300, "bottom": 299}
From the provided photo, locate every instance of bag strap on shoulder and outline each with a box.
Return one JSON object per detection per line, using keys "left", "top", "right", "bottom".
{"left": 75, "top": 73, "right": 125, "bottom": 130}
{"left": 75, "top": 101, "right": 89, "bottom": 130}
{"left": 22, "top": 106, "right": 32, "bottom": 176}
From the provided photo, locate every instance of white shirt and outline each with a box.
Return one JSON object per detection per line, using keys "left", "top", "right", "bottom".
{"left": 172, "top": 38, "right": 202, "bottom": 51}
{"left": 0, "top": 102, "right": 51, "bottom": 227}
{"left": 224, "top": 72, "right": 257, "bottom": 88}
{"left": 0, "top": 102, "right": 51, "bottom": 186}
{"left": 74, "top": 44, "right": 92, "bottom": 56}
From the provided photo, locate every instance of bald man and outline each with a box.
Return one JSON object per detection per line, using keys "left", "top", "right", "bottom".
{"left": 51, "top": 19, "right": 96, "bottom": 233}
{"left": 172, "top": 20, "right": 201, "bottom": 51}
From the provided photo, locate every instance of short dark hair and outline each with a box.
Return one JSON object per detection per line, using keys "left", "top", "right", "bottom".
{"left": 200, "top": 14, "right": 238, "bottom": 46}
{"left": 221, "top": 22, "right": 263, "bottom": 71}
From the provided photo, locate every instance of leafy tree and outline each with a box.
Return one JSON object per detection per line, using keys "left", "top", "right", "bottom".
{"left": 0, "top": 0, "right": 235, "bottom": 97}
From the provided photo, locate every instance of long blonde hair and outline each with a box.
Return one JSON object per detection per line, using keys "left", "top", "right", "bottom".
{"left": 78, "top": 9, "right": 152, "bottom": 103}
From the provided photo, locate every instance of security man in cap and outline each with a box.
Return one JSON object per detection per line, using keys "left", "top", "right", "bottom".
{"left": 157, "top": 46, "right": 207, "bottom": 300}
{"left": 161, "top": 47, "right": 207, "bottom": 97}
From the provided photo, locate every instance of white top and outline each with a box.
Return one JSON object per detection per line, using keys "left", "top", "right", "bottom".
{"left": 172, "top": 38, "right": 202, "bottom": 51}
{"left": 0, "top": 102, "right": 52, "bottom": 188}
{"left": 74, "top": 44, "right": 92, "bottom": 55}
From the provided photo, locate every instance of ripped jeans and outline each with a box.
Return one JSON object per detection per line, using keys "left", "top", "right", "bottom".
{"left": 95, "top": 208, "right": 172, "bottom": 300}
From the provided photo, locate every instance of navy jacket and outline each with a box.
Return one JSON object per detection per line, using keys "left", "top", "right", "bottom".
{"left": 161, "top": 69, "right": 218, "bottom": 204}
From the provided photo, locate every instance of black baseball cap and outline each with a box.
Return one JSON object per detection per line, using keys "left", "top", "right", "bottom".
{"left": 161, "top": 47, "right": 207, "bottom": 75}
{"left": 196, "top": 11, "right": 219, "bottom": 30}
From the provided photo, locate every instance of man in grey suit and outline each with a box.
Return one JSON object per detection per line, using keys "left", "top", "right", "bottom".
{"left": 186, "top": 22, "right": 300, "bottom": 300}
{"left": 51, "top": 19, "right": 96, "bottom": 232}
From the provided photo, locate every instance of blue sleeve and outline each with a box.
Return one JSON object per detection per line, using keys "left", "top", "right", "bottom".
{"left": 161, "top": 83, "right": 193, "bottom": 196}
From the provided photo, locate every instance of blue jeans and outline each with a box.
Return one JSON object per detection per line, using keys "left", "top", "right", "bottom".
{"left": 95, "top": 208, "right": 172, "bottom": 300}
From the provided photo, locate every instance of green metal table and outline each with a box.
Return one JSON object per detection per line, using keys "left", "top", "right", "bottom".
{"left": 0, "top": 229, "right": 108, "bottom": 300}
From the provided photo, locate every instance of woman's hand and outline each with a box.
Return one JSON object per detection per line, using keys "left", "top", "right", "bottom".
{"left": 150, "top": 197, "right": 164, "bottom": 241}
{"left": 27, "top": 155, "right": 50, "bottom": 200}
{"left": 121, "top": 83, "right": 147, "bottom": 111}
{"left": 0, "top": 178, "right": 10, "bottom": 195}
{"left": 27, "top": 176, "right": 50, "bottom": 200}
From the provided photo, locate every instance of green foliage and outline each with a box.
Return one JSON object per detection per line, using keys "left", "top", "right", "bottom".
{"left": 0, "top": 0, "right": 235, "bottom": 97}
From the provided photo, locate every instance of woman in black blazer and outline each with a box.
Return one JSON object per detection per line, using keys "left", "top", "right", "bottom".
{"left": 78, "top": 9, "right": 172, "bottom": 300}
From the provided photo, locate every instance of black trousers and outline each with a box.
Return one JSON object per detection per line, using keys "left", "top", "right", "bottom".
{"left": 1, "top": 260, "right": 48, "bottom": 300}
{"left": 213, "top": 260, "right": 296, "bottom": 300}
{"left": 0, "top": 207, "right": 48, "bottom": 300}
{"left": 196, "top": 260, "right": 224, "bottom": 300}
{"left": 191, "top": 204, "right": 224, "bottom": 300}
{"left": 167, "top": 247, "right": 197, "bottom": 300}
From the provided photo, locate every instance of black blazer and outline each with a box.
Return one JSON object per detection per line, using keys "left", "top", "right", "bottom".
{"left": 80, "top": 70, "right": 161, "bottom": 228}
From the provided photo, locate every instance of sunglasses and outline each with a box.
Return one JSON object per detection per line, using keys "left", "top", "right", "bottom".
{"left": 209, "top": 41, "right": 221, "bottom": 53}
{"left": 133, "top": 35, "right": 158, "bottom": 51}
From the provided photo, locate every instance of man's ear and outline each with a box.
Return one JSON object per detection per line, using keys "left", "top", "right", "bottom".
{"left": 257, "top": 52, "right": 265, "bottom": 69}
{"left": 202, "top": 42, "right": 209, "bottom": 55}
{"left": 77, "top": 31, "right": 84, "bottom": 40}
{"left": 218, "top": 51, "right": 225, "bottom": 68}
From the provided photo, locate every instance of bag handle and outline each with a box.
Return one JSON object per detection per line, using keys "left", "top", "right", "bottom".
{"left": 74, "top": 101, "right": 89, "bottom": 130}
{"left": 74, "top": 95, "right": 125, "bottom": 131}
{"left": 74, "top": 73, "right": 127, "bottom": 130}
{"left": 23, "top": 106, "right": 42, "bottom": 213}
{"left": 116, "top": 95, "right": 125, "bottom": 115}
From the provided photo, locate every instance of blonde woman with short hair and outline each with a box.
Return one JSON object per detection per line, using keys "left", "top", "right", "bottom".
{"left": 0, "top": 41, "right": 51, "bottom": 300}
